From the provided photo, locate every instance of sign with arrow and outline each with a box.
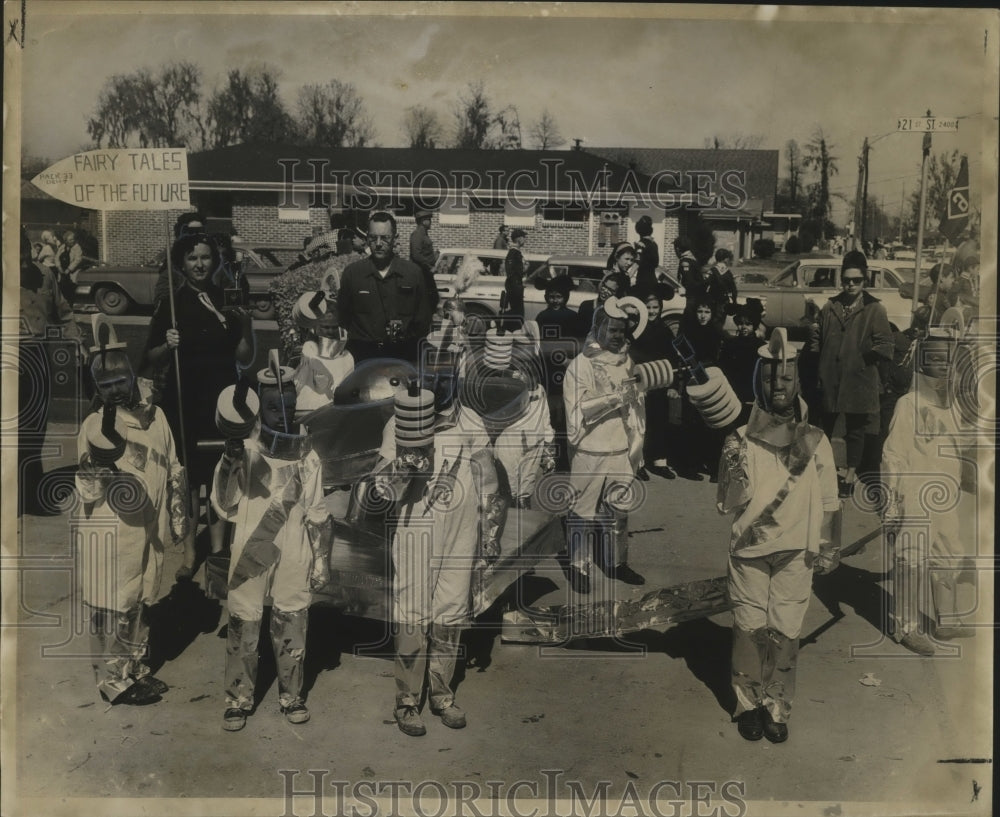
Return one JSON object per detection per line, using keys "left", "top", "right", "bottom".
{"left": 30, "top": 148, "right": 190, "bottom": 210}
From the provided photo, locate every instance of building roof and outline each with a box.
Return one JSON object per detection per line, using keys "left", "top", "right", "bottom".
{"left": 583, "top": 148, "right": 779, "bottom": 213}
{"left": 187, "top": 144, "right": 687, "bottom": 203}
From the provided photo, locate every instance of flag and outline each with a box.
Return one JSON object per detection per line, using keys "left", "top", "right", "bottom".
{"left": 939, "top": 155, "right": 970, "bottom": 245}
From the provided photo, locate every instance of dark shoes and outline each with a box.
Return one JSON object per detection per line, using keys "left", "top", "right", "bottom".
{"left": 736, "top": 707, "right": 764, "bottom": 741}
{"left": 676, "top": 469, "right": 704, "bottom": 482}
{"left": 636, "top": 466, "right": 651, "bottom": 482}
{"left": 899, "top": 631, "right": 936, "bottom": 656}
{"left": 134, "top": 675, "right": 169, "bottom": 695}
{"left": 648, "top": 464, "right": 676, "bottom": 480}
{"left": 611, "top": 563, "right": 646, "bottom": 586}
{"left": 222, "top": 707, "right": 248, "bottom": 732}
{"left": 566, "top": 566, "right": 591, "bottom": 595}
{"left": 281, "top": 701, "right": 310, "bottom": 724}
{"left": 837, "top": 477, "right": 855, "bottom": 500}
{"left": 395, "top": 705, "right": 427, "bottom": 737}
{"left": 109, "top": 683, "right": 162, "bottom": 707}
{"left": 431, "top": 702, "right": 467, "bottom": 729}
{"left": 762, "top": 709, "right": 788, "bottom": 743}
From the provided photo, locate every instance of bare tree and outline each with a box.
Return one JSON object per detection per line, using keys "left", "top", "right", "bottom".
{"left": 206, "top": 65, "right": 295, "bottom": 148}
{"left": 703, "top": 133, "right": 766, "bottom": 150}
{"left": 87, "top": 62, "right": 203, "bottom": 149}
{"left": 296, "top": 80, "right": 376, "bottom": 147}
{"left": 402, "top": 104, "right": 443, "bottom": 149}
{"left": 784, "top": 139, "right": 803, "bottom": 206}
{"left": 803, "top": 127, "right": 839, "bottom": 241}
{"left": 528, "top": 109, "right": 565, "bottom": 150}
{"left": 452, "top": 82, "right": 495, "bottom": 149}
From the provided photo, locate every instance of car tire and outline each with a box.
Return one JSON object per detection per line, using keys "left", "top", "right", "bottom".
{"left": 250, "top": 297, "right": 275, "bottom": 321}
{"left": 464, "top": 303, "right": 495, "bottom": 319}
{"left": 93, "top": 285, "right": 132, "bottom": 316}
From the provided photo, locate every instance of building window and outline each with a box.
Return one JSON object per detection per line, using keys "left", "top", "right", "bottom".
{"left": 504, "top": 198, "right": 535, "bottom": 227}
{"left": 439, "top": 194, "right": 470, "bottom": 226}
{"left": 540, "top": 201, "right": 589, "bottom": 224}
{"left": 278, "top": 189, "right": 322, "bottom": 222}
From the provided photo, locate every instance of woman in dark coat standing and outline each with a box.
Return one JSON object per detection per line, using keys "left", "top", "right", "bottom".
{"left": 145, "top": 233, "right": 255, "bottom": 578}
{"left": 817, "top": 250, "right": 893, "bottom": 496}
{"left": 629, "top": 282, "right": 680, "bottom": 479}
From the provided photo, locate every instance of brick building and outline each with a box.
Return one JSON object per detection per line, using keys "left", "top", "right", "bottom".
{"left": 34, "top": 145, "right": 777, "bottom": 266}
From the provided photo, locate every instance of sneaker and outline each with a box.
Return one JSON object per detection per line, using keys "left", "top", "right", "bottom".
{"left": 611, "top": 563, "right": 646, "bottom": 586}
{"left": 222, "top": 707, "right": 247, "bottom": 732}
{"left": 281, "top": 701, "right": 310, "bottom": 724}
{"left": 432, "top": 703, "right": 467, "bottom": 729}
{"left": 566, "top": 566, "right": 591, "bottom": 595}
{"left": 736, "top": 707, "right": 764, "bottom": 741}
{"left": 762, "top": 710, "right": 789, "bottom": 744}
{"left": 134, "top": 675, "right": 169, "bottom": 695}
{"left": 899, "top": 631, "right": 936, "bottom": 656}
{"left": 395, "top": 705, "right": 427, "bottom": 737}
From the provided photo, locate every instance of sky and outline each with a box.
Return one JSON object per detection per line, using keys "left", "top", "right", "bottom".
{"left": 14, "top": 3, "right": 997, "bottom": 227}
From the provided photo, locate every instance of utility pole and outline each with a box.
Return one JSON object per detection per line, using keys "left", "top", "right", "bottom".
{"left": 859, "top": 137, "right": 870, "bottom": 249}
{"left": 912, "top": 110, "right": 933, "bottom": 315}
{"left": 898, "top": 182, "right": 905, "bottom": 243}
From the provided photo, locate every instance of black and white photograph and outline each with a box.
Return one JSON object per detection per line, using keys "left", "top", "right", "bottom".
{"left": 2, "top": 3, "right": 997, "bottom": 816}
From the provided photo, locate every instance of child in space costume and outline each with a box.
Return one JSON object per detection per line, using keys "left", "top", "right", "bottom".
{"left": 716, "top": 328, "right": 840, "bottom": 743}
{"left": 880, "top": 327, "right": 977, "bottom": 655}
{"left": 562, "top": 296, "right": 651, "bottom": 594}
{"left": 75, "top": 317, "right": 188, "bottom": 705}
{"left": 291, "top": 290, "right": 355, "bottom": 418}
{"left": 212, "top": 356, "right": 333, "bottom": 731}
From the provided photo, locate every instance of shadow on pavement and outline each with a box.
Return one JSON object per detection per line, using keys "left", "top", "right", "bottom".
{"left": 146, "top": 578, "right": 223, "bottom": 673}
{"left": 810, "top": 562, "right": 891, "bottom": 638}
{"left": 657, "top": 618, "right": 736, "bottom": 716}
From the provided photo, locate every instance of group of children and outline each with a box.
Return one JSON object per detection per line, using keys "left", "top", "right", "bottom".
{"left": 73, "top": 245, "right": 981, "bottom": 746}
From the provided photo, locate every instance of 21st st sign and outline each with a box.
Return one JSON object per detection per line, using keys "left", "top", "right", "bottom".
{"left": 31, "top": 148, "right": 190, "bottom": 210}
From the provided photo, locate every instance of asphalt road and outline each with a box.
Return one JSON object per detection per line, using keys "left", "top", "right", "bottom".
{"left": 6, "top": 311, "right": 992, "bottom": 816}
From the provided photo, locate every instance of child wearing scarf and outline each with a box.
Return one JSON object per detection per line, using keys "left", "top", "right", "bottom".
{"left": 716, "top": 328, "right": 840, "bottom": 743}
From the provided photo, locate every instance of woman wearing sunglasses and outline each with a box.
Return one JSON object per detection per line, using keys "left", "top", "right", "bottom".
{"left": 817, "top": 250, "right": 894, "bottom": 498}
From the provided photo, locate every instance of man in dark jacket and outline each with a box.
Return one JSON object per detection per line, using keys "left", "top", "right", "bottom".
{"left": 340, "top": 212, "right": 431, "bottom": 363}
{"left": 503, "top": 228, "right": 528, "bottom": 331}
{"left": 817, "top": 250, "right": 893, "bottom": 497}
{"left": 409, "top": 209, "right": 440, "bottom": 313}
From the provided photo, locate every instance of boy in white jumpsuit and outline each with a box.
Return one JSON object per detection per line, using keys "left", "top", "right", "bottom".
{"left": 881, "top": 329, "right": 976, "bottom": 655}
{"left": 373, "top": 381, "right": 502, "bottom": 737}
{"left": 717, "top": 329, "right": 840, "bottom": 743}
{"left": 212, "top": 363, "right": 333, "bottom": 732}
{"left": 76, "top": 327, "right": 188, "bottom": 705}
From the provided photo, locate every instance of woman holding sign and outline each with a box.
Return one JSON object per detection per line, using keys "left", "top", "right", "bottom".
{"left": 144, "top": 233, "right": 255, "bottom": 579}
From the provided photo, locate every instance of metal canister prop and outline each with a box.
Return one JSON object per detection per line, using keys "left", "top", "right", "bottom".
{"left": 686, "top": 366, "right": 742, "bottom": 428}
{"left": 394, "top": 382, "right": 436, "bottom": 468}
{"left": 631, "top": 359, "right": 675, "bottom": 392}
{"left": 484, "top": 329, "right": 514, "bottom": 370}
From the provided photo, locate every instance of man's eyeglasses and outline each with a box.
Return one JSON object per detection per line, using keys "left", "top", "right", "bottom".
{"left": 367, "top": 235, "right": 394, "bottom": 245}
{"left": 842, "top": 276, "right": 865, "bottom": 284}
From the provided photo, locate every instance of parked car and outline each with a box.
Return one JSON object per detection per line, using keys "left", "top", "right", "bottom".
{"left": 737, "top": 258, "right": 916, "bottom": 338}
{"left": 432, "top": 247, "right": 548, "bottom": 319}
{"left": 74, "top": 247, "right": 285, "bottom": 319}
{"left": 435, "top": 249, "right": 687, "bottom": 328}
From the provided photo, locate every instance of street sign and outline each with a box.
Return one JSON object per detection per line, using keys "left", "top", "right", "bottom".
{"left": 30, "top": 148, "right": 190, "bottom": 210}
{"left": 896, "top": 117, "right": 959, "bottom": 132}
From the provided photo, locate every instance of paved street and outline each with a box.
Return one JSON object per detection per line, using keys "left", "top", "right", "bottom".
{"left": 4, "top": 395, "right": 992, "bottom": 815}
